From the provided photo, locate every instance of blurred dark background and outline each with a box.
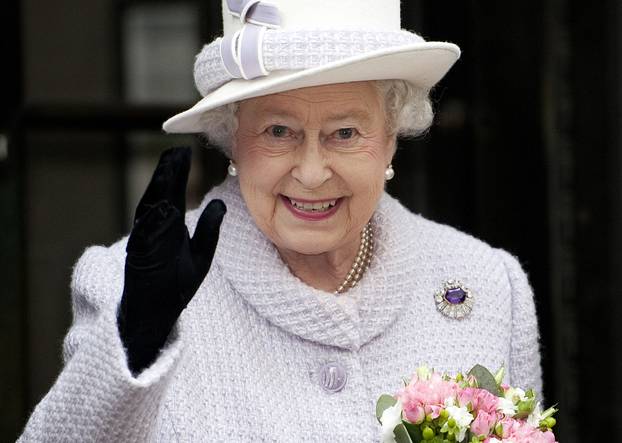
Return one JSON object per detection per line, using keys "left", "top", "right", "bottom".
{"left": 1, "top": 1, "right": 620, "bottom": 441}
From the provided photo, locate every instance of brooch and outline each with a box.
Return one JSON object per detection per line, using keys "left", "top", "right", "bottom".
{"left": 434, "top": 280, "right": 474, "bottom": 319}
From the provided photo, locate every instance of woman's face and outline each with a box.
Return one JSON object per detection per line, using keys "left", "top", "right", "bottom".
{"left": 233, "top": 81, "right": 394, "bottom": 256}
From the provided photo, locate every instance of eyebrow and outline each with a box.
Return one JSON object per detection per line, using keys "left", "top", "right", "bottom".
{"left": 259, "top": 107, "right": 375, "bottom": 125}
{"left": 258, "top": 110, "right": 297, "bottom": 122}
{"left": 325, "top": 109, "right": 374, "bottom": 125}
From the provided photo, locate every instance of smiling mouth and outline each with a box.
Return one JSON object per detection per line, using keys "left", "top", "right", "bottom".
{"left": 282, "top": 196, "right": 340, "bottom": 213}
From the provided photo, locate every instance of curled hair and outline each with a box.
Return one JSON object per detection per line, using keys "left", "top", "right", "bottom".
{"left": 199, "top": 80, "right": 433, "bottom": 157}
{"left": 199, "top": 102, "right": 239, "bottom": 157}
{"left": 374, "top": 79, "right": 433, "bottom": 139}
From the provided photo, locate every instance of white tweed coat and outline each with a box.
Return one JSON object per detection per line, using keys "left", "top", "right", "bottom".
{"left": 19, "top": 176, "right": 543, "bottom": 442}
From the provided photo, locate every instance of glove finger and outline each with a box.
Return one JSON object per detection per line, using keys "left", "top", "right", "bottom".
{"left": 127, "top": 200, "right": 185, "bottom": 258}
{"left": 134, "top": 147, "right": 191, "bottom": 223}
{"left": 190, "top": 199, "right": 227, "bottom": 275}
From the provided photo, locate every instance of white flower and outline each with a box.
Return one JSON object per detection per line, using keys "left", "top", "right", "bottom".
{"left": 504, "top": 387, "right": 526, "bottom": 403}
{"left": 497, "top": 396, "right": 518, "bottom": 416}
{"left": 527, "top": 402, "right": 544, "bottom": 428}
{"left": 440, "top": 405, "right": 473, "bottom": 442}
{"left": 380, "top": 399, "right": 403, "bottom": 443}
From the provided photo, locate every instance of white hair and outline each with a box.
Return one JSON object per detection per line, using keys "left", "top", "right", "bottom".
{"left": 199, "top": 79, "right": 433, "bottom": 157}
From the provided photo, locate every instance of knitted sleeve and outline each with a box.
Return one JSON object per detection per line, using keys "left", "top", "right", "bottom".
{"left": 18, "top": 243, "right": 183, "bottom": 442}
{"left": 498, "top": 249, "right": 544, "bottom": 398}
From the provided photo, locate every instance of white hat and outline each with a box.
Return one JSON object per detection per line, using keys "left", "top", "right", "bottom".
{"left": 162, "top": 0, "right": 460, "bottom": 134}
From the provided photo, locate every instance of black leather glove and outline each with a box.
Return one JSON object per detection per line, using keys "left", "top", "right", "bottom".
{"left": 117, "top": 146, "right": 226, "bottom": 375}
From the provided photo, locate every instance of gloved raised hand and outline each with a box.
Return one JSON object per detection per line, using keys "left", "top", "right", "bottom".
{"left": 117, "top": 147, "right": 226, "bottom": 375}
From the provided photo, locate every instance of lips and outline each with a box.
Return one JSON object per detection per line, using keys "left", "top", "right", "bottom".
{"left": 280, "top": 195, "right": 342, "bottom": 221}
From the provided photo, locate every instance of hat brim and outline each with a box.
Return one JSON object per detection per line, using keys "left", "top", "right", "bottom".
{"left": 162, "top": 41, "right": 460, "bottom": 134}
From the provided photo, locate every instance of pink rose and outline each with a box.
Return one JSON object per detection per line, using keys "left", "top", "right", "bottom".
{"left": 457, "top": 387, "right": 499, "bottom": 415}
{"left": 538, "top": 430, "right": 557, "bottom": 443}
{"left": 470, "top": 410, "right": 497, "bottom": 437}
{"left": 397, "top": 373, "right": 459, "bottom": 423}
{"left": 402, "top": 403, "right": 425, "bottom": 424}
{"left": 497, "top": 417, "right": 558, "bottom": 443}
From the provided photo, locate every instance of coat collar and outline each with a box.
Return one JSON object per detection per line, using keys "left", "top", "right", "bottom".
{"left": 201, "top": 177, "right": 424, "bottom": 351}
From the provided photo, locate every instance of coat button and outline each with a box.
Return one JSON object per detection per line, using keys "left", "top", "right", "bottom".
{"left": 319, "top": 362, "right": 348, "bottom": 393}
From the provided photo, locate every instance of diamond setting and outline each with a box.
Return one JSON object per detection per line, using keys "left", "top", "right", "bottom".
{"left": 434, "top": 280, "right": 474, "bottom": 319}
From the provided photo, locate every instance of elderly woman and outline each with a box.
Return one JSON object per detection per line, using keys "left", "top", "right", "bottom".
{"left": 19, "top": 0, "right": 542, "bottom": 441}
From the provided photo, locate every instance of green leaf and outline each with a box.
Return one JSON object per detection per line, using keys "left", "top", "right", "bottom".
{"left": 376, "top": 394, "right": 398, "bottom": 424}
{"left": 394, "top": 423, "right": 414, "bottom": 443}
{"left": 467, "top": 364, "right": 503, "bottom": 397}
{"left": 402, "top": 420, "right": 423, "bottom": 442}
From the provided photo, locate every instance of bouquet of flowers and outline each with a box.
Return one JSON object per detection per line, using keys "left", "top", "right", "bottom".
{"left": 376, "top": 365, "right": 557, "bottom": 443}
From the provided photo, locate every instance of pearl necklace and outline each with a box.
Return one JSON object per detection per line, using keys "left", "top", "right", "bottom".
{"left": 335, "top": 222, "right": 374, "bottom": 294}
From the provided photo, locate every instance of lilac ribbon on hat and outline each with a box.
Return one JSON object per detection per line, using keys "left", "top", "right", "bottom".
{"left": 220, "top": 0, "right": 281, "bottom": 80}
{"left": 226, "top": 0, "right": 281, "bottom": 28}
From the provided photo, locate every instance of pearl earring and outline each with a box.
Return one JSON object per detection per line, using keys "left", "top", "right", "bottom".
{"left": 227, "top": 160, "right": 238, "bottom": 177}
{"left": 384, "top": 164, "right": 395, "bottom": 181}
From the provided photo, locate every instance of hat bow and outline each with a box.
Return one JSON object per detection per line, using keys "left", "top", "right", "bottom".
{"left": 221, "top": 0, "right": 282, "bottom": 81}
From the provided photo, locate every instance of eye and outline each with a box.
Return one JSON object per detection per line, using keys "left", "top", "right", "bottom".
{"left": 269, "top": 125, "right": 289, "bottom": 138}
{"left": 336, "top": 128, "right": 356, "bottom": 140}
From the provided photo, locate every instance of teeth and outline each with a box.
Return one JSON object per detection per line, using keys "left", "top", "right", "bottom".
{"left": 288, "top": 197, "right": 338, "bottom": 212}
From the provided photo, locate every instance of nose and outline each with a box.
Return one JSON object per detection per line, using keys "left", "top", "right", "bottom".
{"left": 290, "top": 135, "right": 332, "bottom": 189}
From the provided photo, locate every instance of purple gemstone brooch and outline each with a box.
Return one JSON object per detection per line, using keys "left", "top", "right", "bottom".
{"left": 434, "top": 280, "right": 474, "bottom": 319}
